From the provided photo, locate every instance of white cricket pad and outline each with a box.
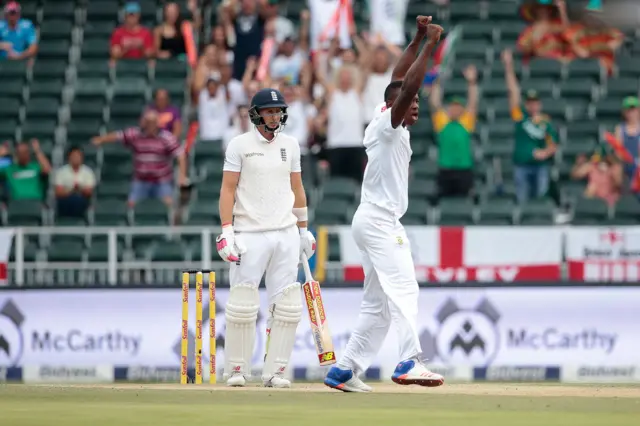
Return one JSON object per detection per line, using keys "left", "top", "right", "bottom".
{"left": 262, "top": 283, "right": 302, "bottom": 381}
{"left": 224, "top": 284, "right": 260, "bottom": 378}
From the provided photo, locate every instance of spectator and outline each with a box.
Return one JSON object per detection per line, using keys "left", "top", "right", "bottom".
{"left": 91, "top": 110, "right": 187, "bottom": 210}
{"left": 615, "top": 96, "right": 640, "bottom": 186}
{"left": 430, "top": 66, "right": 479, "bottom": 199}
{"left": 361, "top": 42, "right": 399, "bottom": 126}
{"left": 223, "top": 105, "right": 252, "bottom": 150}
{"left": 518, "top": 0, "right": 569, "bottom": 61}
{"left": 198, "top": 72, "right": 231, "bottom": 141}
{"left": 54, "top": 146, "right": 96, "bottom": 218}
{"left": 320, "top": 64, "right": 366, "bottom": 183}
{"left": 219, "top": 60, "right": 248, "bottom": 116}
{"left": 193, "top": 44, "right": 220, "bottom": 98}
{"left": 222, "top": 0, "right": 267, "bottom": 80}
{"left": 0, "top": 2, "right": 38, "bottom": 61}
{"left": 369, "top": 0, "right": 409, "bottom": 47}
{"left": 155, "top": 2, "right": 187, "bottom": 59}
{"left": 281, "top": 83, "right": 316, "bottom": 169}
{"left": 211, "top": 25, "right": 234, "bottom": 65}
{"left": 147, "top": 89, "right": 182, "bottom": 139}
{"left": 270, "top": 10, "right": 309, "bottom": 85}
{"left": 110, "top": 2, "right": 154, "bottom": 62}
{"left": 260, "top": 0, "right": 295, "bottom": 44}
{"left": 571, "top": 149, "right": 622, "bottom": 206}
{"left": 0, "top": 139, "right": 51, "bottom": 201}
{"left": 503, "top": 50, "right": 558, "bottom": 203}
{"left": 308, "top": 0, "right": 352, "bottom": 55}
{"left": 0, "top": 142, "right": 12, "bottom": 171}
{"left": 556, "top": 0, "right": 623, "bottom": 74}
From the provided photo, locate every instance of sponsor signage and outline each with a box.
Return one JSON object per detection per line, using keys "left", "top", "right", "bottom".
{"left": 1, "top": 288, "right": 639, "bottom": 374}
{"left": 22, "top": 365, "right": 114, "bottom": 383}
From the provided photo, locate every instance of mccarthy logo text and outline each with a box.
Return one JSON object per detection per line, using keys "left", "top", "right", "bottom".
{"left": 31, "top": 330, "right": 141, "bottom": 355}
{"left": 508, "top": 329, "right": 617, "bottom": 353}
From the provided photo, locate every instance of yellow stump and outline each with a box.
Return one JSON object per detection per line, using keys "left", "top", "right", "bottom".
{"left": 195, "top": 272, "right": 204, "bottom": 384}
{"left": 180, "top": 272, "right": 189, "bottom": 385}
{"left": 209, "top": 272, "right": 217, "bottom": 385}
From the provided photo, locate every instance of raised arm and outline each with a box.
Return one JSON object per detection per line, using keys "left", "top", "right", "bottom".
{"left": 502, "top": 49, "right": 521, "bottom": 110}
{"left": 463, "top": 65, "right": 479, "bottom": 117}
{"left": 391, "top": 20, "right": 442, "bottom": 128}
{"left": 429, "top": 78, "right": 443, "bottom": 111}
{"left": 390, "top": 16, "right": 429, "bottom": 81}
{"left": 91, "top": 131, "right": 122, "bottom": 145}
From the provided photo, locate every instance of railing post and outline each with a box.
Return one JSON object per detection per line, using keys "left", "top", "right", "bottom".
{"left": 108, "top": 228, "right": 117, "bottom": 285}
{"left": 15, "top": 227, "right": 24, "bottom": 286}
{"left": 202, "top": 228, "right": 212, "bottom": 271}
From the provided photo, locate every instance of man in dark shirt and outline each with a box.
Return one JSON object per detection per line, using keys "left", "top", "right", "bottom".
{"left": 222, "top": 0, "right": 266, "bottom": 80}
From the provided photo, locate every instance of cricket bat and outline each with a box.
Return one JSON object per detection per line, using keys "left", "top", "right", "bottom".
{"left": 301, "top": 253, "right": 337, "bottom": 366}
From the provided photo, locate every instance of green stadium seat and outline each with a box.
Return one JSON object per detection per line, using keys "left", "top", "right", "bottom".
{"left": 30, "top": 79, "right": 64, "bottom": 97}
{"left": 595, "top": 99, "right": 624, "bottom": 118}
{"left": 67, "top": 120, "right": 102, "bottom": 143}
{"left": 75, "top": 78, "right": 109, "bottom": 98}
{"left": 22, "top": 119, "right": 57, "bottom": 140}
{"left": 410, "top": 140, "right": 427, "bottom": 158}
{"left": 70, "top": 99, "right": 105, "bottom": 119}
{"left": 38, "top": 40, "right": 71, "bottom": 60}
{"left": 25, "top": 97, "right": 60, "bottom": 119}
{"left": 460, "top": 21, "right": 495, "bottom": 42}
{"left": 188, "top": 201, "right": 218, "bottom": 225}
{"left": 573, "top": 197, "right": 609, "bottom": 222}
{"left": 442, "top": 79, "right": 470, "bottom": 98}
{"left": 102, "top": 143, "right": 132, "bottom": 161}
{"left": 326, "top": 233, "right": 341, "bottom": 262}
{"left": 314, "top": 199, "right": 351, "bottom": 225}
{"left": 18, "top": 2, "right": 38, "bottom": 23}
{"left": 113, "top": 78, "right": 148, "bottom": 98}
{"left": 93, "top": 198, "right": 129, "bottom": 225}
{"left": 539, "top": 98, "right": 567, "bottom": 121}
{"left": 498, "top": 21, "right": 527, "bottom": 40}
{"left": 559, "top": 79, "right": 595, "bottom": 100}
{"left": 154, "top": 59, "right": 188, "bottom": 78}
{"left": 1, "top": 78, "right": 25, "bottom": 98}
{"left": 488, "top": 1, "right": 519, "bottom": 20}
{"left": 524, "top": 78, "right": 555, "bottom": 99}
{"left": 438, "top": 197, "right": 475, "bottom": 225}
{"left": 409, "top": 180, "right": 437, "bottom": 202}
{"left": 0, "top": 120, "right": 18, "bottom": 140}
{"left": 149, "top": 240, "right": 188, "bottom": 262}
{"left": 483, "top": 79, "right": 509, "bottom": 100}
{"left": 322, "top": 177, "right": 359, "bottom": 203}
{"left": 413, "top": 159, "right": 438, "bottom": 181}
{"left": 9, "top": 242, "right": 38, "bottom": 262}
{"left": 479, "top": 198, "right": 515, "bottom": 224}
{"left": 84, "top": 21, "right": 117, "bottom": 38}
{"left": 77, "top": 60, "right": 111, "bottom": 78}
{"left": 115, "top": 60, "right": 150, "bottom": 78}
{"left": 6, "top": 200, "right": 44, "bottom": 225}
{"left": 617, "top": 57, "right": 640, "bottom": 78}
{"left": 81, "top": 38, "right": 111, "bottom": 59}
{"left": 449, "top": 3, "right": 481, "bottom": 21}
{"left": 107, "top": 118, "right": 140, "bottom": 131}
{"left": 490, "top": 59, "right": 523, "bottom": 79}
{"left": 567, "top": 59, "right": 602, "bottom": 79}
{"left": 33, "top": 60, "right": 67, "bottom": 81}
{"left": 39, "top": 19, "right": 74, "bottom": 39}
{"left": 455, "top": 41, "right": 490, "bottom": 61}
{"left": 87, "top": 241, "right": 115, "bottom": 262}
{"left": 42, "top": 1, "right": 75, "bottom": 20}
{"left": 54, "top": 216, "right": 88, "bottom": 227}
{"left": 409, "top": 119, "right": 432, "bottom": 140}
{"left": 47, "top": 241, "right": 86, "bottom": 262}
{"left": 528, "top": 59, "right": 563, "bottom": 79}
{"left": 0, "top": 60, "right": 27, "bottom": 78}
{"left": 152, "top": 78, "right": 185, "bottom": 98}
{"left": 518, "top": 198, "right": 555, "bottom": 223}
{"left": 97, "top": 181, "right": 131, "bottom": 199}
{"left": 86, "top": 1, "right": 120, "bottom": 21}
{"left": 110, "top": 97, "right": 146, "bottom": 119}
{"left": 607, "top": 77, "right": 639, "bottom": 97}
{"left": 0, "top": 98, "right": 22, "bottom": 121}
{"left": 613, "top": 195, "right": 640, "bottom": 223}
{"left": 133, "top": 200, "right": 170, "bottom": 225}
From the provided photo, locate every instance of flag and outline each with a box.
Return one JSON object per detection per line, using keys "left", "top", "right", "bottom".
{"left": 422, "top": 26, "right": 461, "bottom": 94}
{"left": 603, "top": 131, "right": 640, "bottom": 191}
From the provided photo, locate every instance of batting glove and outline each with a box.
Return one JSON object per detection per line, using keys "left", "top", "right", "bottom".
{"left": 216, "top": 225, "right": 245, "bottom": 262}
{"left": 299, "top": 228, "right": 316, "bottom": 259}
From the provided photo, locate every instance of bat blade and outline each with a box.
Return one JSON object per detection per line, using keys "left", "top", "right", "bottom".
{"left": 302, "top": 278, "right": 336, "bottom": 366}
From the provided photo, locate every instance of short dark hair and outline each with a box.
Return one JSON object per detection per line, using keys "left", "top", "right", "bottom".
{"left": 67, "top": 145, "right": 82, "bottom": 157}
{"left": 384, "top": 80, "right": 403, "bottom": 102}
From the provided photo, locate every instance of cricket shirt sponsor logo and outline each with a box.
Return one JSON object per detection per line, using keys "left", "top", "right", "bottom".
{"left": 245, "top": 152, "right": 265, "bottom": 158}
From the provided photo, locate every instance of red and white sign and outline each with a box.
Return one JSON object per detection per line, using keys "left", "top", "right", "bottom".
{"left": 0, "top": 229, "right": 14, "bottom": 285}
{"left": 339, "top": 226, "right": 562, "bottom": 282}
{"left": 567, "top": 227, "right": 640, "bottom": 281}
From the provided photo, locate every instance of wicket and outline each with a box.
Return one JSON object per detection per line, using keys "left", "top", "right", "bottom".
{"left": 181, "top": 270, "right": 216, "bottom": 385}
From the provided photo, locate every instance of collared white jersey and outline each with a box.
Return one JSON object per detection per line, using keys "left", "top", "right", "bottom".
{"left": 360, "top": 104, "right": 412, "bottom": 218}
{"left": 223, "top": 129, "right": 301, "bottom": 232}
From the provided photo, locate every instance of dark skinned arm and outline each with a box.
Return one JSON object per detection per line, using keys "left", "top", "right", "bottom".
{"left": 391, "top": 23, "right": 443, "bottom": 129}
{"left": 390, "top": 16, "right": 430, "bottom": 81}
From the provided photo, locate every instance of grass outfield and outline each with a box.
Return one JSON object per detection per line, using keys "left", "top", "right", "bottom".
{"left": 1, "top": 383, "right": 639, "bottom": 426}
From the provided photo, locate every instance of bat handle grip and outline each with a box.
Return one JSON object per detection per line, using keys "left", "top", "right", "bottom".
{"left": 300, "top": 252, "right": 313, "bottom": 283}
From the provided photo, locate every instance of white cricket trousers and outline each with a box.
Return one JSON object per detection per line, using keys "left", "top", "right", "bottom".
{"left": 338, "top": 203, "right": 422, "bottom": 374}
{"left": 230, "top": 226, "right": 300, "bottom": 305}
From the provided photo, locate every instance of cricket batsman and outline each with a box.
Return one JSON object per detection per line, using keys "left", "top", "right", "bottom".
{"left": 217, "top": 88, "right": 316, "bottom": 388}
{"left": 324, "top": 16, "right": 445, "bottom": 392}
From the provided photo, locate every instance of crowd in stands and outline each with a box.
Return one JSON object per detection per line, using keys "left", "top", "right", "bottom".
{"left": 1, "top": 0, "right": 640, "bottom": 230}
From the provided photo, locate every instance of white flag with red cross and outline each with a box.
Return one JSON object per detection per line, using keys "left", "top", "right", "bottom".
{"left": 0, "top": 229, "right": 15, "bottom": 285}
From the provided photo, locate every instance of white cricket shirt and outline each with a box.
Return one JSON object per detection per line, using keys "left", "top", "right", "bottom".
{"left": 360, "top": 103, "right": 412, "bottom": 218}
{"left": 223, "top": 128, "right": 301, "bottom": 232}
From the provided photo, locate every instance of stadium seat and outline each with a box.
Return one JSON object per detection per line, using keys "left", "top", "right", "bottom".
{"left": 5, "top": 200, "right": 44, "bottom": 226}
{"left": 613, "top": 195, "right": 640, "bottom": 223}
{"left": 150, "top": 240, "right": 188, "bottom": 262}
{"left": 22, "top": 119, "right": 57, "bottom": 140}
{"left": 37, "top": 40, "right": 71, "bottom": 60}
{"left": 133, "top": 199, "right": 170, "bottom": 225}
{"left": 322, "top": 177, "right": 359, "bottom": 203}
{"left": 402, "top": 199, "right": 430, "bottom": 225}
{"left": 93, "top": 199, "right": 129, "bottom": 225}
{"left": 518, "top": 198, "right": 556, "bottom": 224}
{"left": 47, "top": 241, "right": 86, "bottom": 262}
{"left": 437, "top": 197, "right": 475, "bottom": 225}
{"left": 40, "top": 19, "right": 74, "bottom": 40}
{"left": 573, "top": 197, "right": 610, "bottom": 223}
{"left": 314, "top": 199, "right": 351, "bottom": 225}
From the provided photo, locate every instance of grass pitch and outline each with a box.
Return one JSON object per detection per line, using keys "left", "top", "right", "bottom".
{"left": 1, "top": 383, "right": 639, "bottom": 426}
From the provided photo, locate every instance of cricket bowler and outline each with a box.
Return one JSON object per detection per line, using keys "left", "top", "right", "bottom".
{"left": 324, "top": 16, "right": 446, "bottom": 392}
{"left": 217, "top": 88, "right": 316, "bottom": 388}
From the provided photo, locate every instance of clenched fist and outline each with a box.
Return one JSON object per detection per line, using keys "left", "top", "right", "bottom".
{"left": 416, "top": 16, "right": 432, "bottom": 34}
{"left": 427, "top": 24, "right": 444, "bottom": 43}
